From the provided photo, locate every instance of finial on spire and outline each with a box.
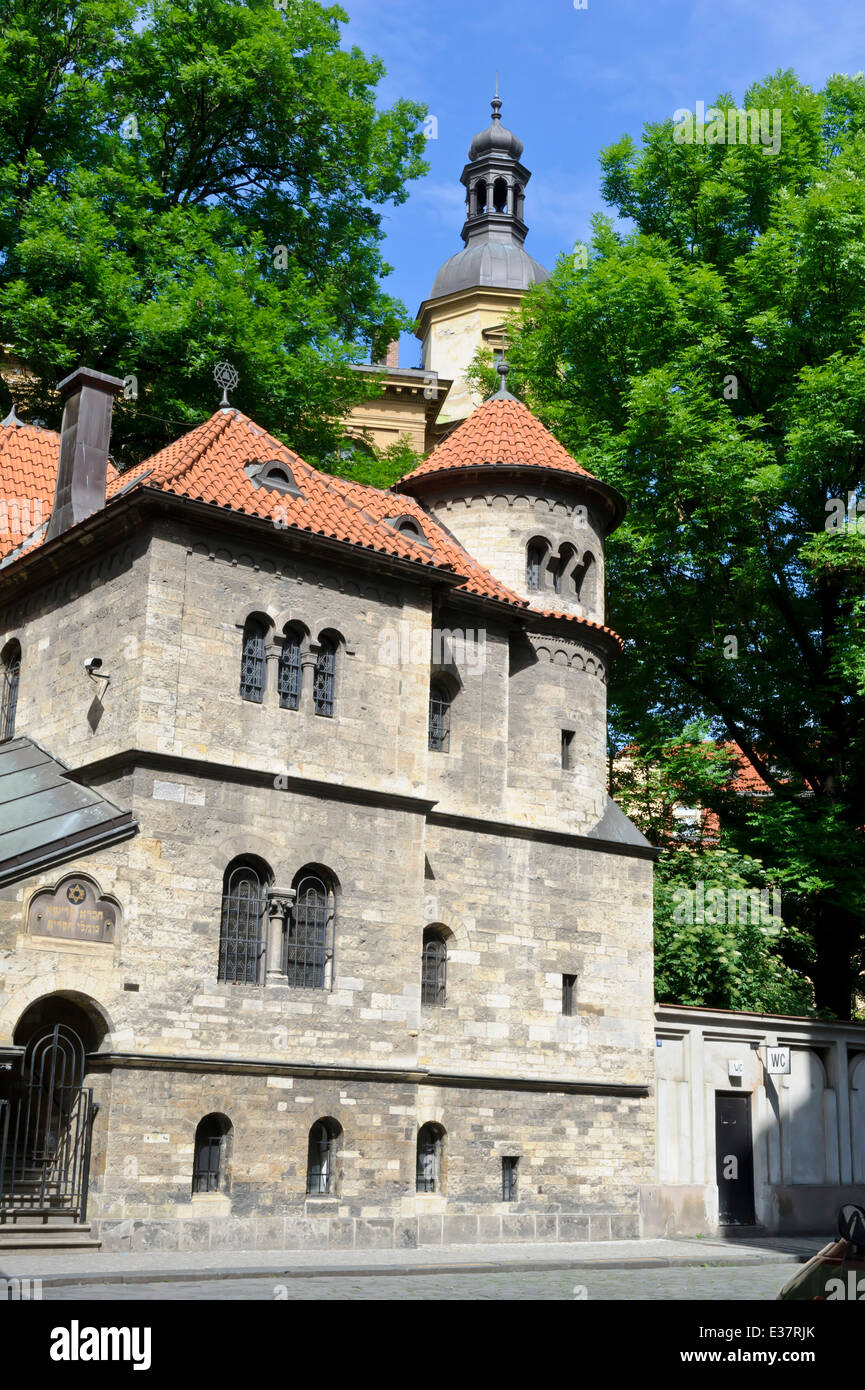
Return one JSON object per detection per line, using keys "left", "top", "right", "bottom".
{"left": 490, "top": 337, "right": 517, "bottom": 401}
{"left": 495, "top": 70, "right": 499, "bottom": 98}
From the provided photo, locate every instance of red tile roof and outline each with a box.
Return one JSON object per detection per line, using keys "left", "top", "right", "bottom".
{"left": 0, "top": 421, "right": 146, "bottom": 559}
{"left": 533, "top": 607, "right": 624, "bottom": 651}
{"left": 397, "top": 396, "right": 599, "bottom": 485}
{"left": 0, "top": 422, "right": 60, "bottom": 553}
{"left": 0, "top": 406, "right": 622, "bottom": 647}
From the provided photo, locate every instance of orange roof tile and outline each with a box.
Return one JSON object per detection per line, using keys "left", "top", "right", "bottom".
{"left": 0, "top": 422, "right": 60, "bottom": 554}
{"left": 533, "top": 607, "right": 624, "bottom": 651}
{"left": 397, "top": 396, "right": 598, "bottom": 485}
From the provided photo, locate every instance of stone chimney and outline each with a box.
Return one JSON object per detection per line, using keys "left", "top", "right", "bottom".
{"left": 385, "top": 339, "right": 399, "bottom": 369}
{"left": 45, "top": 367, "right": 124, "bottom": 542}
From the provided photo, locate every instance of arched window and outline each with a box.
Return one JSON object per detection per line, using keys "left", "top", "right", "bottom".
{"left": 1, "top": 640, "right": 20, "bottom": 739}
{"left": 313, "top": 635, "right": 336, "bottom": 717}
{"left": 421, "top": 927, "right": 448, "bottom": 1007}
{"left": 526, "top": 542, "right": 545, "bottom": 590}
{"left": 278, "top": 626, "right": 303, "bottom": 710}
{"left": 192, "top": 1114, "right": 232, "bottom": 1194}
{"left": 473, "top": 180, "right": 486, "bottom": 215}
{"left": 492, "top": 177, "right": 508, "bottom": 214}
{"left": 416, "top": 1122, "right": 445, "bottom": 1193}
{"left": 428, "top": 680, "right": 451, "bottom": 752}
{"left": 240, "top": 617, "right": 267, "bottom": 703}
{"left": 218, "top": 859, "right": 268, "bottom": 984}
{"left": 307, "top": 1117, "right": 342, "bottom": 1195}
{"left": 286, "top": 869, "right": 334, "bottom": 989}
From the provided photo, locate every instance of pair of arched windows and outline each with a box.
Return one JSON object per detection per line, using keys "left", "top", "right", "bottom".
{"left": 1, "top": 639, "right": 20, "bottom": 740}
{"left": 526, "top": 539, "right": 594, "bottom": 600}
{"left": 192, "top": 1114, "right": 341, "bottom": 1198}
{"left": 218, "top": 858, "right": 335, "bottom": 989}
{"left": 240, "top": 618, "right": 337, "bottom": 717}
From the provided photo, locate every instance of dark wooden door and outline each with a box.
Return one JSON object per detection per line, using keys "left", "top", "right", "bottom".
{"left": 715, "top": 1092, "right": 755, "bottom": 1225}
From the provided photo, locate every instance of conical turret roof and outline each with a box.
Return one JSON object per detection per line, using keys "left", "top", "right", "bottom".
{"left": 395, "top": 392, "right": 626, "bottom": 530}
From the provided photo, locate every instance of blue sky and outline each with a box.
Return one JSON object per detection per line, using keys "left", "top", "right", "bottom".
{"left": 340, "top": 0, "right": 865, "bottom": 367}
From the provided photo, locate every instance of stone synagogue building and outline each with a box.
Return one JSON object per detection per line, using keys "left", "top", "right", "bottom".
{"left": 0, "top": 104, "right": 657, "bottom": 1256}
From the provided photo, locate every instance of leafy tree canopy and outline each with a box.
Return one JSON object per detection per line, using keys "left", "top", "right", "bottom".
{"left": 494, "top": 70, "right": 865, "bottom": 1015}
{"left": 0, "top": 0, "right": 428, "bottom": 463}
{"left": 612, "top": 727, "right": 817, "bottom": 1014}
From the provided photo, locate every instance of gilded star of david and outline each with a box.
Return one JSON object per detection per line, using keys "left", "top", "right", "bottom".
{"left": 66, "top": 883, "right": 86, "bottom": 905}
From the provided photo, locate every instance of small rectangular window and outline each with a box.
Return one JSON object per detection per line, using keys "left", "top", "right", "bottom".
{"left": 562, "top": 973, "right": 577, "bottom": 1016}
{"left": 561, "top": 730, "right": 574, "bottom": 770}
{"left": 502, "top": 1156, "right": 519, "bottom": 1203}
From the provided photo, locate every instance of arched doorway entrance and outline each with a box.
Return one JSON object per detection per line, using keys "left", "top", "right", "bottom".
{"left": 0, "top": 996, "right": 103, "bottom": 1225}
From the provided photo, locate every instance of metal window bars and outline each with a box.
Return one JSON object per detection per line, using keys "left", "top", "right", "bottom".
{"left": 285, "top": 876, "right": 329, "bottom": 989}
{"left": 313, "top": 639, "right": 335, "bottom": 717}
{"left": 306, "top": 1122, "right": 337, "bottom": 1194}
{"left": 218, "top": 867, "right": 266, "bottom": 984}
{"left": 502, "top": 1156, "right": 519, "bottom": 1202}
{"left": 239, "top": 619, "right": 266, "bottom": 702}
{"left": 428, "top": 683, "right": 451, "bottom": 752}
{"left": 421, "top": 932, "right": 447, "bottom": 1007}
{"left": 1, "top": 652, "right": 20, "bottom": 739}
{"left": 278, "top": 631, "right": 302, "bottom": 710}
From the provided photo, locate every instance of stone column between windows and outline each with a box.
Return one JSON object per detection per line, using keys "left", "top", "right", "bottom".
{"left": 301, "top": 646, "right": 320, "bottom": 704}
{"left": 265, "top": 889, "right": 295, "bottom": 982}
{"left": 265, "top": 639, "right": 281, "bottom": 696}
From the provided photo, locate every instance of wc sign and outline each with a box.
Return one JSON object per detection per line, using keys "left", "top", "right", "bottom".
{"left": 765, "top": 1046, "right": 791, "bottom": 1075}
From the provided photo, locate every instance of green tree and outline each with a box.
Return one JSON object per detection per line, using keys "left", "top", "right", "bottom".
{"left": 503, "top": 70, "right": 865, "bottom": 1015}
{"left": 611, "top": 730, "right": 816, "bottom": 1012}
{"left": 0, "top": 0, "right": 428, "bottom": 463}
{"left": 654, "top": 847, "right": 815, "bottom": 1014}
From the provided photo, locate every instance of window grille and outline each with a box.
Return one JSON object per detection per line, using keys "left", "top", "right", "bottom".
{"left": 428, "top": 681, "right": 451, "bottom": 752}
{"left": 526, "top": 544, "right": 543, "bottom": 590}
{"left": 278, "top": 629, "right": 302, "bottom": 709}
{"left": 218, "top": 864, "right": 266, "bottom": 984}
{"left": 313, "top": 637, "right": 336, "bottom": 717}
{"left": 562, "top": 973, "right": 577, "bottom": 1017}
{"left": 421, "top": 929, "right": 447, "bottom": 1007}
{"left": 502, "top": 1156, "right": 519, "bottom": 1202}
{"left": 240, "top": 618, "right": 266, "bottom": 702}
{"left": 416, "top": 1124, "right": 444, "bottom": 1193}
{"left": 1, "top": 643, "right": 20, "bottom": 739}
{"left": 192, "top": 1115, "right": 229, "bottom": 1194}
{"left": 286, "top": 874, "right": 329, "bottom": 989}
{"left": 307, "top": 1119, "right": 340, "bottom": 1195}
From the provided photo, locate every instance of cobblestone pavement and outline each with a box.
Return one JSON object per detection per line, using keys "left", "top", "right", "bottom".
{"left": 40, "top": 1262, "right": 800, "bottom": 1300}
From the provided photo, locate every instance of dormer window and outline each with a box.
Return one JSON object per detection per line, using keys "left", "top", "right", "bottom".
{"left": 385, "top": 515, "right": 431, "bottom": 547}
{"left": 245, "top": 459, "right": 304, "bottom": 498}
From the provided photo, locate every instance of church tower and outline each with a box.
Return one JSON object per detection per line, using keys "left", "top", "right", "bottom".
{"left": 418, "top": 94, "right": 548, "bottom": 427}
